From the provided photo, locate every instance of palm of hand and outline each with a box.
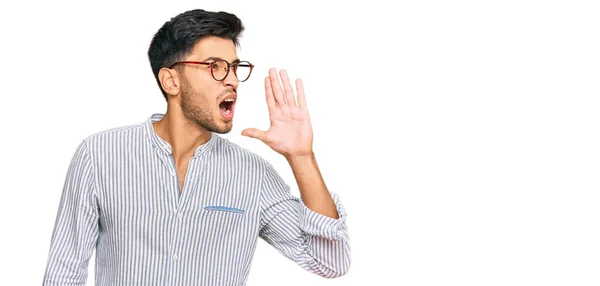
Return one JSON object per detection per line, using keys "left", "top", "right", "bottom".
{"left": 242, "top": 68, "right": 314, "bottom": 158}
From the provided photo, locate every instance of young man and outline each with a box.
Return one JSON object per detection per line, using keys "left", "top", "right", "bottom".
{"left": 42, "top": 8, "right": 350, "bottom": 286}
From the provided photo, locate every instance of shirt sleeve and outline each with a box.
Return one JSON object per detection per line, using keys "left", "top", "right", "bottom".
{"left": 43, "top": 140, "right": 100, "bottom": 286}
{"left": 258, "top": 162, "right": 351, "bottom": 278}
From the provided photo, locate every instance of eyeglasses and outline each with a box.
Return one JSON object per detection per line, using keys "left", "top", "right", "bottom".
{"left": 169, "top": 59, "right": 254, "bottom": 82}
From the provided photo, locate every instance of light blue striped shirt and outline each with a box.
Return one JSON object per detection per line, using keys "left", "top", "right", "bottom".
{"left": 43, "top": 113, "right": 351, "bottom": 285}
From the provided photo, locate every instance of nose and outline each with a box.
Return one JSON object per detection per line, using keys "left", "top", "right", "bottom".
{"left": 221, "top": 68, "right": 239, "bottom": 89}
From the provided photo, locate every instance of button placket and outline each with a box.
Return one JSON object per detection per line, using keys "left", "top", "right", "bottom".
{"left": 170, "top": 212, "right": 181, "bottom": 264}
{"left": 170, "top": 155, "right": 199, "bottom": 266}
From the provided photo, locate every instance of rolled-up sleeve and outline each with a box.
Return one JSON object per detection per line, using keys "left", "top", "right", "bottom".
{"left": 43, "top": 140, "right": 100, "bottom": 285}
{"left": 259, "top": 162, "right": 351, "bottom": 278}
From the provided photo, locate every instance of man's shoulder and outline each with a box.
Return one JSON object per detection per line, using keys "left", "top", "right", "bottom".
{"left": 80, "top": 121, "right": 145, "bottom": 148}
{"left": 213, "top": 135, "right": 272, "bottom": 169}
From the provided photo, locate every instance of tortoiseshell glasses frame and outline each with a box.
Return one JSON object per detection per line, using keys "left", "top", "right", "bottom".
{"left": 169, "top": 59, "right": 254, "bottom": 82}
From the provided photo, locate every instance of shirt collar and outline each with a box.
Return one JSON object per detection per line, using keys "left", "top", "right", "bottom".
{"left": 144, "top": 113, "right": 217, "bottom": 157}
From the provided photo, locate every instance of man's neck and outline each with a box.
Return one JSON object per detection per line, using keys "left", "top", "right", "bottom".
{"left": 152, "top": 110, "right": 212, "bottom": 160}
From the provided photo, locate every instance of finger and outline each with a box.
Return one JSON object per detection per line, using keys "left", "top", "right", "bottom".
{"left": 264, "top": 76, "right": 277, "bottom": 110}
{"left": 279, "top": 69, "right": 297, "bottom": 107}
{"left": 295, "top": 78, "right": 306, "bottom": 108}
{"left": 269, "top": 68, "right": 286, "bottom": 106}
{"left": 241, "top": 128, "right": 267, "bottom": 142}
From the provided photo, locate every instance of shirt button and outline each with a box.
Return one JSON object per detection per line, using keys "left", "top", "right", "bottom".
{"left": 170, "top": 171, "right": 176, "bottom": 177}
{"left": 177, "top": 212, "right": 183, "bottom": 218}
{"left": 173, "top": 255, "right": 178, "bottom": 261}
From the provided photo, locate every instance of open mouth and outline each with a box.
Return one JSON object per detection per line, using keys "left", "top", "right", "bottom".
{"left": 219, "top": 97, "right": 236, "bottom": 118}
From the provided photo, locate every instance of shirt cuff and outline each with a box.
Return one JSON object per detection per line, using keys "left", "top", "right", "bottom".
{"left": 298, "top": 191, "right": 348, "bottom": 241}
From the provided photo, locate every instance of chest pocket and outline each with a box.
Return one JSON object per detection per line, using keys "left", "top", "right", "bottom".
{"left": 199, "top": 205, "right": 247, "bottom": 241}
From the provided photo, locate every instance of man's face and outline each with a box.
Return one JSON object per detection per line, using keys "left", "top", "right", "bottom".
{"left": 176, "top": 36, "right": 241, "bottom": 134}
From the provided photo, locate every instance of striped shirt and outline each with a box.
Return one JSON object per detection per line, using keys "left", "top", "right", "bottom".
{"left": 42, "top": 113, "right": 351, "bottom": 286}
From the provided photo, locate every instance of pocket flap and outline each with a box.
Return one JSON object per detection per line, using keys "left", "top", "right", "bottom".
{"left": 204, "top": 206, "right": 245, "bottom": 213}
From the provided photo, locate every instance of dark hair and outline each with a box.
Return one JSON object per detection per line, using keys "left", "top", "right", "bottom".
{"left": 147, "top": 9, "right": 245, "bottom": 100}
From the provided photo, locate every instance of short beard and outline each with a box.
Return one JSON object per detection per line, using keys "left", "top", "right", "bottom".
{"left": 180, "top": 77, "right": 231, "bottom": 134}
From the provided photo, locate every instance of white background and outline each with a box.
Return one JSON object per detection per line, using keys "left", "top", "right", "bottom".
{"left": 0, "top": 0, "right": 599, "bottom": 285}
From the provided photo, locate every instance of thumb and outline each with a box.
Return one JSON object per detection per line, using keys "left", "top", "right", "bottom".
{"left": 241, "top": 128, "right": 267, "bottom": 142}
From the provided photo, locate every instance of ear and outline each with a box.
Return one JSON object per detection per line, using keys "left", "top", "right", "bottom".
{"left": 158, "top": 67, "right": 181, "bottom": 97}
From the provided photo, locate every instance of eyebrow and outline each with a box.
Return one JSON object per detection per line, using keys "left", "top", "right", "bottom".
{"left": 203, "top": 57, "right": 241, "bottom": 64}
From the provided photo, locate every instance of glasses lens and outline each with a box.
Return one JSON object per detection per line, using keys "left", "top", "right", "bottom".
{"left": 234, "top": 62, "right": 252, "bottom": 82}
{"left": 211, "top": 60, "right": 229, "bottom": 81}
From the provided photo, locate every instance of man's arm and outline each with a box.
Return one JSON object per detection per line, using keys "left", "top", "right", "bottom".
{"left": 259, "top": 160, "right": 350, "bottom": 278}
{"left": 286, "top": 153, "right": 338, "bottom": 219}
{"left": 43, "top": 140, "right": 100, "bottom": 285}
{"left": 242, "top": 68, "right": 351, "bottom": 277}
